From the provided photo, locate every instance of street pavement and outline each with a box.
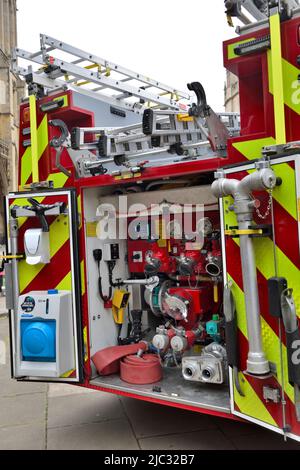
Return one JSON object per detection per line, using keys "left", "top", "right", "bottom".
{"left": 0, "top": 299, "right": 299, "bottom": 450}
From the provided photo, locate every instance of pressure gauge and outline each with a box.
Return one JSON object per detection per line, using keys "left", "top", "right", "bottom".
{"left": 197, "top": 217, "right": 213, "bottom": 237}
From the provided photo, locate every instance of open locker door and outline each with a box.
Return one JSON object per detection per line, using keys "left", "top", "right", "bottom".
{"left": 5, "top": 189, "right": 84, "bottom": 383}
{"left": 218, "top": 156, "right": 300, "bottom": 442}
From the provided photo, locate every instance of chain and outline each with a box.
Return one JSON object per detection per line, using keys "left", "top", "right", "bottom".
{"left": 254, "top": 188, "right": 273, "bottom": 220}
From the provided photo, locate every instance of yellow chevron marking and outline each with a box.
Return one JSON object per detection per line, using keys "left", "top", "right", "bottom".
{"left": 20, "top": 128, "right": 68, "bottom": 190}
{"left": 261, "top": 316, "right": 294, "bottom": 403}
{"left": 83, "top": 326, "right": 88, "bottom": 362}
{"left": 268, "top": 54, "right": 300, "bottom": 116}
{"left": 55, "top": 261, "right": 85, "bottom": 295}
{"left": 232, "top": 137, "right": 276, "bottom": 160}
{"left": 253, "top": 235, "right": 300, "bottom": 319}
{"left": 228, "top": 274, "right": 294, "bottom": 406}
{"left": 224, "top": 185, "right": 300, "bottom": 310}
{"left": 47, "top": 172, "right": 69, "bottom": 189}
{"left": 77, "top": 194, "right": 82, "bottom": 230}
{"left": 231, "top": 141, "right": 297, "bottom": 221}
{"left": 29, "top": 95, "right": 39, "bottom": 182}
{"left": 60, "top": 369, "right": 75, "bottom": 378}
{"left": 225, "top": 111, "right": 300, "bottom": 411}
{"left": 21, "top": 116, "right": 49, "bottom": 187}
{"left": 227, "top": 274, "right": 247, "bottom": 336}
{"left": 226, "top": 211, "right": 298, "bottom": 404}
{"left": 223, "top": 184, "right": 296, "bottom": 391}
{"left": 18, "top": 214, "right": 70, "bottom": 293}
{"left": 55, "top": 271, "right": 72, "bottom": 291}
{"left": 80, "top": 260, "right": 86, "bottom": 296}
{"left": 234, "top": 372, "right": 278, "bottom": 426}
{"left": 14, "top": 174, "right": 69, "bottom": 233}
{"left": 268, "top": 13, "right": 286, "bottom": 145}
{"left": 272, "top": 163, "right": 298, "bottom": 220}
{"left": 10, "top": 197, "right": 45, "bottom": 230}
{"left": 20, "top": 96, "right": 70, "bottom": 187}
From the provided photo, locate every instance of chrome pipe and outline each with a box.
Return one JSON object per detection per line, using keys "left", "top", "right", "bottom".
{"left": 212, "top": 165, "right": 276, "bottom": 375}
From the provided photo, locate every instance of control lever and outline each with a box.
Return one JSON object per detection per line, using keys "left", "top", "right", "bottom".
{"left": 122, "top": 276, "right": 160, "bottom": 291}
{"left": 117, "top": 278, "right": 159, "bottom": 345}
{"left": 130, "top": 310, "right": 143, "bottom": 343}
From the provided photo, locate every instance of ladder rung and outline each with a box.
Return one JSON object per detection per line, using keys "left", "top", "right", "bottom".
{"left": 14, "top": 34, "right": 193, "bottom": 115}
{"left": 41, "top": 34, "right": 190, "bottom": 99}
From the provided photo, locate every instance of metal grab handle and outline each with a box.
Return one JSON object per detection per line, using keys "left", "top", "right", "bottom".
{"left": 187, "top": 82, "right": 209, "bottom": 118}
{"left": 281, "top": 289, "right": 300, "bottom": 387}
{"left": 49, "top": 119, "right": 72, "bottom": 178}
{"left": 55, "top": 147, "right": 72, "bottom": 178}
{"left": 224, "top": 282, "right": 244, "bottom": 396}
{"left": 49, "top": 119, "right": 69, "bottom": 148}
{"left": 188, "top": 82, "right": 229, "bottom": 155}
{"left": 281, "top": 288, "right": 298, "bottom": 334}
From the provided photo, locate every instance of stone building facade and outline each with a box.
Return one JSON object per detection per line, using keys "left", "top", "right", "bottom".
{"left": 0, "top": 0, "right": 24, "bottom": 240}
{"left": 224, "top": 70, "right": 240, "bottom": 113}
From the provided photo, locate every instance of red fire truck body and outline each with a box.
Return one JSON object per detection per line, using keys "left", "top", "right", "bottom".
{"left": 6, "top": 2, "right": 300, "bottom": 442}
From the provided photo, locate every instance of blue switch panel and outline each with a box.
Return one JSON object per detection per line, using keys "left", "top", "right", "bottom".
{"left": 21, "top": 319, "right": 56, "bottom": 362}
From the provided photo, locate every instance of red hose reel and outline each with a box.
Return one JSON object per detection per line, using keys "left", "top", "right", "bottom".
{"left": 92, "top": 343, "right": 162, "bottom": 385}
{"left": 120, "top": 354, "right": 162, "bottom": 385}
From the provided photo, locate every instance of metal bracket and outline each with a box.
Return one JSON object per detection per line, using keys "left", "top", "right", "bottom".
{"left": 0, "top": 253, "right": 25, "bottom": 273}
{"left": 20, "top": 181, "right": 55, "bottom": 192}
{"left": 225, "top": 224, "right": 272, "bottom": 238}
{"left": 0, "top": 254, "right": 24, "bottom": 261}
{"left": 11, "top": 200, "right": 68, "bottom": 233}
{"left": 263, "top": 386, "right": 281, "bottom": 403}
{"left": 225, "top": 228, "right": 264, "bottom": 237}
{"left": 281, "top": 288, "right": 298, "bottom": 333}
{"left": 224, "top": 282, "right": 245, "bottom": 396}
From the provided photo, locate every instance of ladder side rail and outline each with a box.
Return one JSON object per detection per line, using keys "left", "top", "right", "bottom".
{"left": 15, "top": 46, "right": 184, "bottom": 111}
{"left": 41, "top": 34, "right": 190, "bottom": 99}
{"left": 242, "top": 0, "right": 268, "bottom": 20}
{"left": 44, "top": 57, "right": 183, "bottom": 109}
{"left": 15, "top": 47, "right": 47, "bottom": 67}
{"left": 13, "top": 65, "right": 145, "bottom": 115}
